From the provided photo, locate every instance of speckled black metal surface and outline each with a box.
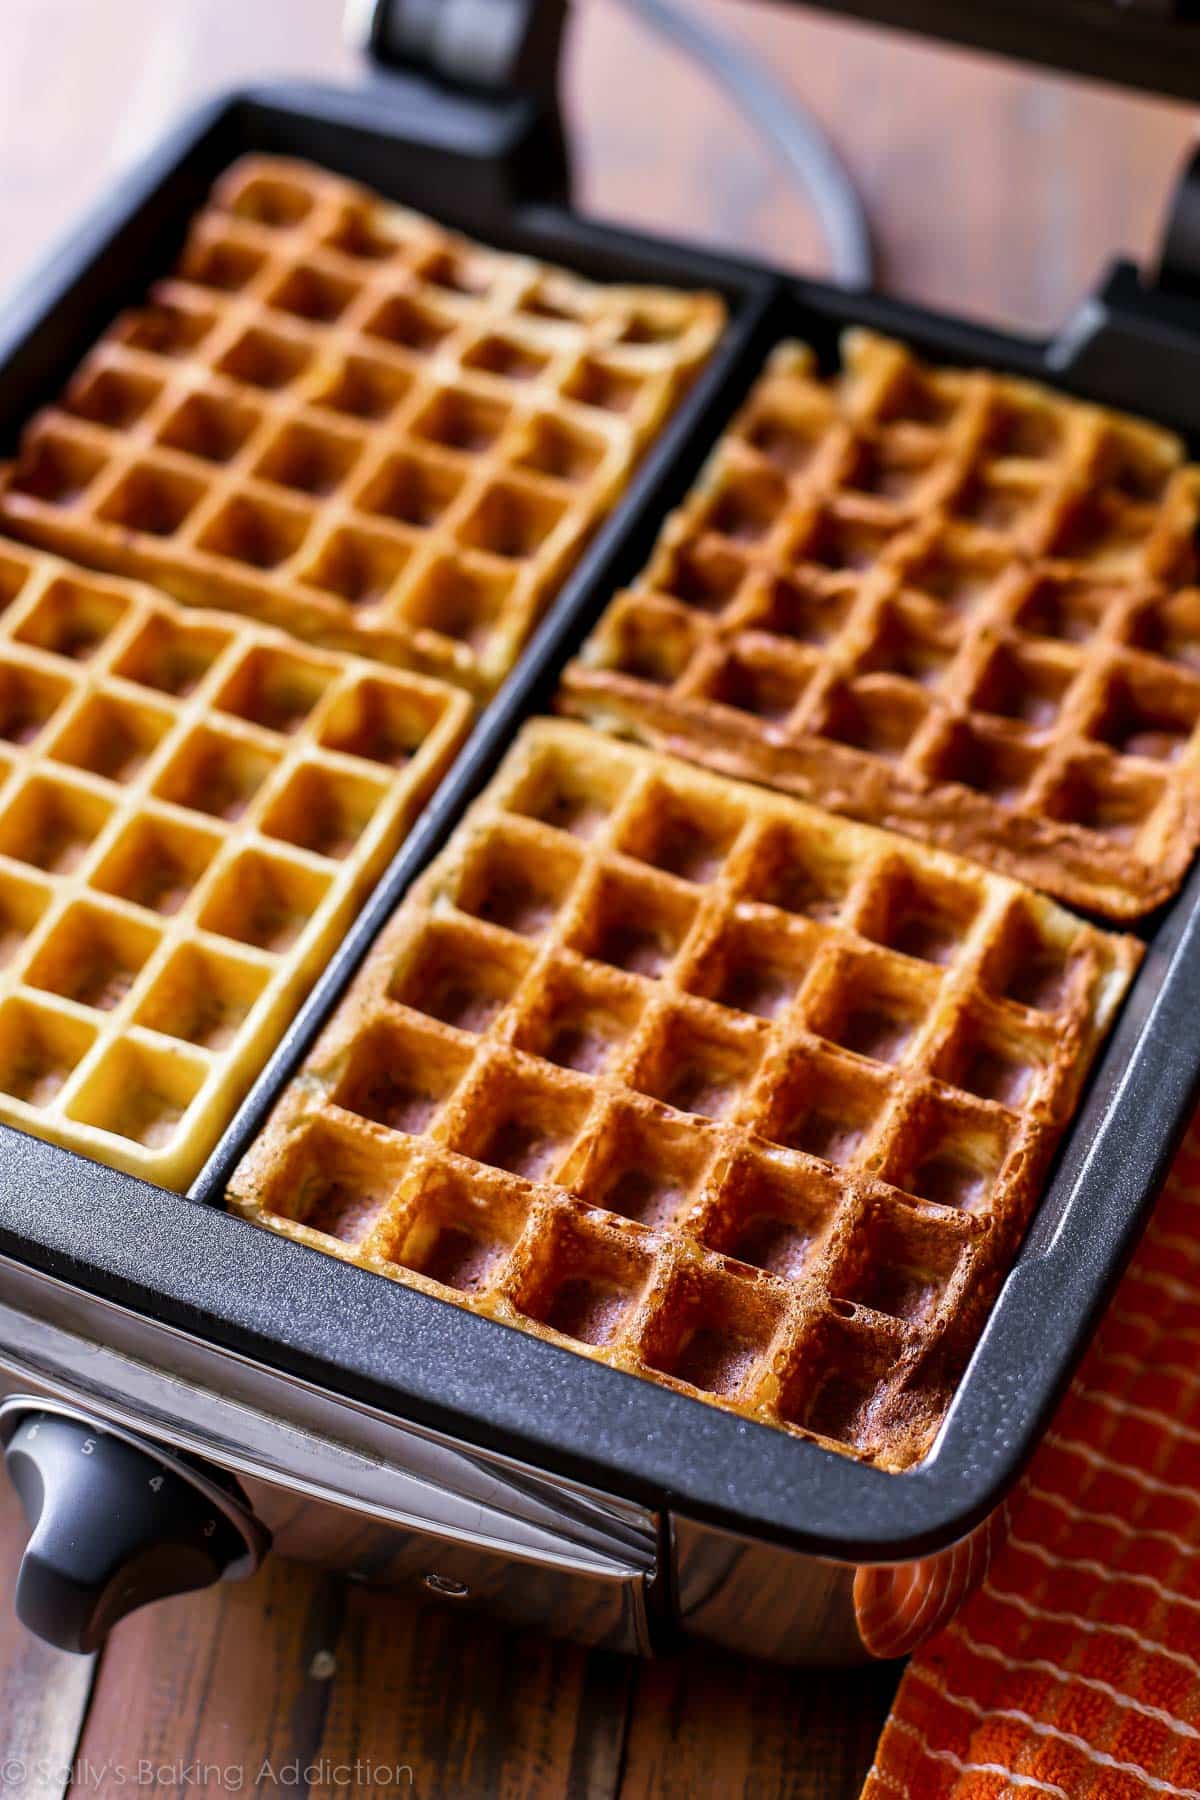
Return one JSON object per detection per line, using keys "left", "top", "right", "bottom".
{"left": 0, "top": 78, "right": 1196, "bottom": 1561}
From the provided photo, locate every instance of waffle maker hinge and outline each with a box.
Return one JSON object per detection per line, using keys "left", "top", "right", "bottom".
{"left": 347, "top": 0, "right": 1200, "bottom": 436}
{"left": 1046, "top": 147, "right": 1200, "bottom": 434}
{"left": 1158, "top": 140, "right": 1200, "bottom": 298}
{"left": 348, "top": 0, "right": 568, "bottom": 99}
{"left": 346, "top": 0, "right": 572, "bottom": 202}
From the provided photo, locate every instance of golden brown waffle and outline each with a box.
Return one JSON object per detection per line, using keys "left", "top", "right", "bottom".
{"left": 0, "top": 537, "right": 471, "bottom": 1190}
{"left": 0, "top": 155, "right": 725, "bottom": 696}
{"left": 561, "top": 331, "right": 1200, "bottom": 918}
{"left": 231, "top": 719, "right": 1138, "bottom": 1471}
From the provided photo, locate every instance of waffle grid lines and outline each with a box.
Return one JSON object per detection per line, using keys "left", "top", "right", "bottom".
{"left": 0, "top": 159, "right": 1158, "bottom": 1468}
{"left": 231, "top": 720, "right": 1138, "bottom": 1470}
{"left": 0, "top": 156, "right": 725, "bottom": 695}
{"left": 0, "top": 537, "right": 471, "bottom": 1189}
{"left": 562, "top": 331, "right": 1200, "bottom": 917}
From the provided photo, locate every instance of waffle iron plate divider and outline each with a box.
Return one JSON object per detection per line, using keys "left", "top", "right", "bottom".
{"left": 0, "top": 76, "right": 1196, "bottom": 1571}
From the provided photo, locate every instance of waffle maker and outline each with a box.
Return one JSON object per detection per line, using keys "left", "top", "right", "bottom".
{"left": 3, "top": 0, "right": 1200, "bottom": 1666}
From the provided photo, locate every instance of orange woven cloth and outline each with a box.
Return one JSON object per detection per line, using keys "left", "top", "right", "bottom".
{"left": 862, "top": 1111, "right": 1200, "bottom": 1800}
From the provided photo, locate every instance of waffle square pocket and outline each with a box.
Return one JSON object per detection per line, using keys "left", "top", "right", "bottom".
{"left": 0, "top": 154, "right": 725, "bottom": 695}
{"left": 0, "top": 540, "right": 471, "bottom": 1188}
{"left": 562, "top": 330, "right": 1200, "bottom": 917}
{"left": 232, "top": 719, "right": 1139, "bottom": 1470}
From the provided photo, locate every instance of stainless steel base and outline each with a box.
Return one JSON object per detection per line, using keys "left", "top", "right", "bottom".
{"left": 0, "top": 1253, "right": 993, "bottom": 1663}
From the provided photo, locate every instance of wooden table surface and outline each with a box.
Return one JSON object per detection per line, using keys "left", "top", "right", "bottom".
{"left": 0, "top": 3, "right": 1195, "bottom": 1795}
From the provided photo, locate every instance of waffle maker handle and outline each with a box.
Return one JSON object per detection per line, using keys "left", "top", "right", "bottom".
{"left": 0, "top": 1399, "right": 268, "bottom": 1653}
{"left": 347, "top": 0, "right": 567, "bottom": 98}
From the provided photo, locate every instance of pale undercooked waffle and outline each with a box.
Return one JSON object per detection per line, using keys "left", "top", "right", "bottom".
{"left": 230, "top": 719, "right": 1138, "bottom": 1471}
{"left": 0, "top": 155, "right": 725, "bottom": 696}
{"left": 561, "top": 330, "right": 1200, "bottom": 918}
{"left": 0, "top": 537, "right": 471, "bottom": 1189}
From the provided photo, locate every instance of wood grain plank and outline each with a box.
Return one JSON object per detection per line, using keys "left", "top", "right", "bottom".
{"left": 617, "top": 1642, "right": 901, "bottom": 1800}
{"left": 0, "top": 1479, "right": 97, "bottom": 1797}
{"left": 312, "top": 1586, "right": 633, "bottom": 1800}
{"left": 74, "top": 1565, "right": 633, "bottom": 1800}
{"left": 568, "top": 0, "right": 1193, "bottom": 328}
{"left": 75, "top": 1557, "right": 346, "bottom": 1792}
{"left": 0, "top": 0, "right": 353, "bottom": 304}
